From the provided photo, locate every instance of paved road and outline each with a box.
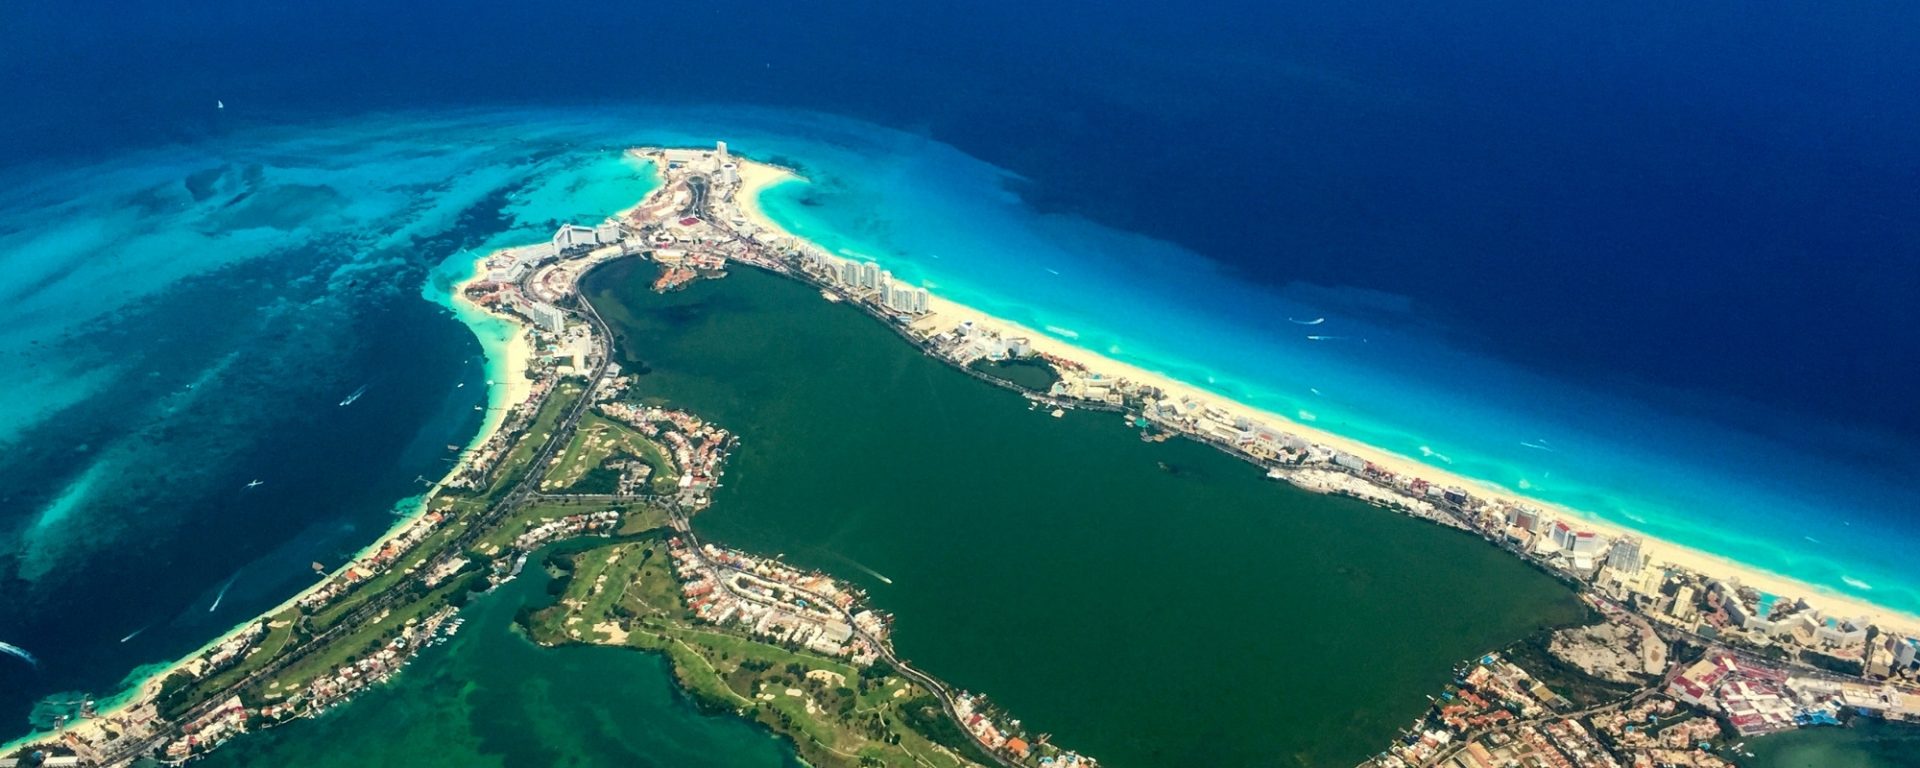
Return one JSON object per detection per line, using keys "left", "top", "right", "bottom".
{"left": 1410, "top": 657, "right": 1684, "bottom": 768}
{"left": 669, "top": 520, "right": 1018, "bottom": 768}
{"left": 97, "top": 259, "right": 619, "bottom": 766}
{"left": 98, "top": 167, "right": 1001, "bottom": 768}
{"left": 683, "top": 174, "right": 709, "bottom": 218}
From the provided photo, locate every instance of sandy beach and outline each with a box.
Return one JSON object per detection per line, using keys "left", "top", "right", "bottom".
{"left": 452, "top": 257, "right": 538, "bottom": 440}
{"left": 3, "top": 250, "right": 545, "bottom": 754}
{"left": 732, "top": 158, "right": 796, "bottom": 226}
{"left": 16, "top": 147, "right": 1905, "bottom": 757}
{"left": 726, "top": 156, "right": 1920, "bottom": 639}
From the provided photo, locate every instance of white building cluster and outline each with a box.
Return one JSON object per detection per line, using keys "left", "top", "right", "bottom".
{"left": 798, "top": 249, "right": 930, "bottom": 315}
{"left": 1497, "top": 506, "right": 1613, "bottom": 571}
{"left": 656, "top": 142, "right": 730, "bottom": 173}
{"left": 513, "top": 510, "right": 621, "bottom": 551}
{"left": 930, "top": 321, "right": 1042, "bottom": 367}
{"left": 485, "top": 221, "right": 628, "bottom": 285}
{"left": 668, "top": 537, "right": 882, "bottom": 665}
{"left": 553, "top": 222, "right": 625, "bottom": 253}
{"left": 486, "top": 244, "right": 545, "bottom": 284}
{"left": 1710, "top": 579, "right": 1872, "bottom": 655}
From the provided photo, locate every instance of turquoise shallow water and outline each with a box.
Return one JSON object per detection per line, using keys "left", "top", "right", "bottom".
{"left": 739, "top": 126, "right": 1920, "bottom": 614}
{"left": 0, "top": 112, "right": 667, "bottom": 725}
{"left": 2, "top": 104, "right": 1917, "bottom": 729}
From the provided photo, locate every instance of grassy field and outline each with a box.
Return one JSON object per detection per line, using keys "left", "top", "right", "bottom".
{"left": 255, "top": 576, "right": 474, "bottom": 704}
{"left": 480, "top": 380, "right": 585, "bottom": 501}
{"left": 470, "top": 499, "right": 667, "bottom": 556}
{"left": 526, "top": 539, "right": 984, "bottom": 768}
{"left": 541, "top": 412, "right": 679, "bottom": 495}
{"left": 154, "top": 608, "right": 306, "bottom": 719}
{"left": 185, "top": 611, "right": 300, "bottom": 696}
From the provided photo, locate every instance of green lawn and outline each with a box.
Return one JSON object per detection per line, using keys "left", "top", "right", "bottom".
{"left": 471, "top": 499, "right": 665, "bottom": 556}
{"left": 183, "top": 609, "right": 301, "bottom": 697}
{"left": 615, "top": 505, "right": 671, "bottom": 535}
{"left": 258, "top": 577, "right": 472, "bottom": 702}
{"left": 481, "top": 380, "right": 585, "bottom": 501}
{"left": 526, "top": 539, "right": 982, "bottom": 768}
{"left": 542, "top": 412, "right": 679, "bottom": 494}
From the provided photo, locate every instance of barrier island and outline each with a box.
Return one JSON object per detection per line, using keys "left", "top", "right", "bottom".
{"left": 8, "top": 143, "right": 1917, "bottom": 768}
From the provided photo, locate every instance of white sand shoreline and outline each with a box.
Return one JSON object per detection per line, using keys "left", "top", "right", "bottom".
{"left": 14, "top": 145, "right": 1909, "bottom": 757}
{"left": 4, "top": 248, "right": 543, "bottom": 755}
{"left": 728, "top": 156, "right": 1920, "bottom": 639}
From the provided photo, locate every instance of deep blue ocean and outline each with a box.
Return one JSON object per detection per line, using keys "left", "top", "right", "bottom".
{"left": 3, "top": 0, "right": 1918, "bottom": 733}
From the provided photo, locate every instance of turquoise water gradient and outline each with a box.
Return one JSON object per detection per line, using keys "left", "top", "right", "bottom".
{"left": 739, "top": 120, "right": 1920, "bottom": 616}
{"left": 4, "top": 104, "right": 1916, "bottom": 627}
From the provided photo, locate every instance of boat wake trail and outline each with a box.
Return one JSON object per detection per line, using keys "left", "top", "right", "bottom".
{"left": 832, "top": 553, "right": 894, "bottom": 585}
{"left": 339, "top": 383, "right": 369, "bottom": 406}
{"left": 209, "top": 574, "right": 240, "bottom": 613}
{"left": 1520, "top": 439, "right": 1556, "bottom": 452}
{"left": 0, "top": 641, "right": 38, "bottom": 668}
{"left": 1288, "top": 317, "right": 1326, "bottom": 325}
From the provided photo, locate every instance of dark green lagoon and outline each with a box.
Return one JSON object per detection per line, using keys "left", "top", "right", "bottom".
{"left": 585, "top": 264, "right": 1585, "bottom": 767}
{"left": 190, "top": 263, "right": 1584, "bottom": 768}
{"left": 194, "top": 549, "right": 800, "bottom": 768}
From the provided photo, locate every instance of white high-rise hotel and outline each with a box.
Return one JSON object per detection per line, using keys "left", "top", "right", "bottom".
{"left": 802, "top": 247, "right": 931, "bottom": 315}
